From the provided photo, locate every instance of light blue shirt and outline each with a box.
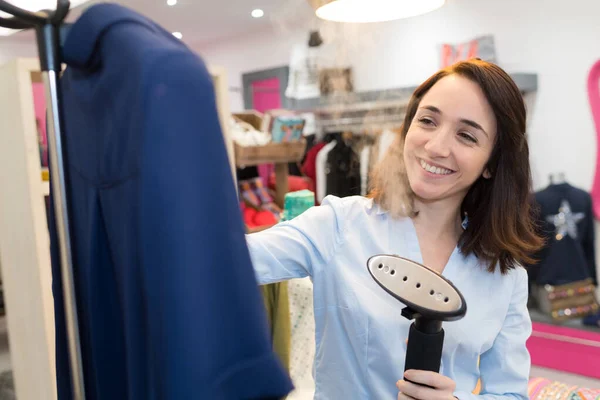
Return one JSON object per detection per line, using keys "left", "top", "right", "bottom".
{"left": 247, "top": 195, "right": 532, "bottom": 399}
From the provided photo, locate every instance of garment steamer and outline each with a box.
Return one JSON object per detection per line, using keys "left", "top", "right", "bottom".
{"left": 367, "top": 255, "right": 467, "bottom": 386}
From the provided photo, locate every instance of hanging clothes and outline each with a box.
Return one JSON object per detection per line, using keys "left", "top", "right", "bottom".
{"left": 301, "top": 140, "right": 326, "bottom": 185}
{"left": 261, "top": 283, "right": 291, "bottom": 372}
{"left": 285, "top": 277, "right": 316, "bottom": 400}
{"left": 325, "top": 138, "right": 361, "bottom": 198}
{"left": 360, "top": 145, "right": 371, "bottom": 196}
{"left": 315, "top": 140, "right": 337, "bottom": 203}
{"left": 278, "top": 191, "right": 316, "bottom": 400}
{"left": 528, "top": 183, "right": 597, "bottom": 287}
{"left": 49, "top": 4, "right": 293, "bottom": 400}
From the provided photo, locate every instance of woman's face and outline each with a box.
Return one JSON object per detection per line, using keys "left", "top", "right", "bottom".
{"left": 403, "top": 74, "right": 497, "bottom": 205}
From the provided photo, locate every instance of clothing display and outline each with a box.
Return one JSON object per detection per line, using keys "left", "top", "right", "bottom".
{"left": 285, "top": 31, "right": 327, "bottom": 100}
{"left": 313, "top": 133, "right": 376, "bottom": 202}
{"left": 48, "top": 4, "right": 292, "bottom": 400}
{"left": 325, "top": 139, "right": 361, "bottom": 198}
{"left": 360, "top": 145, "right": 370, "bottom": 196}
{"left": 315, "top": 140, "right": 336, "bottom": 203}
{"left": 528, "top": 377, "right": 600, "bottom": 399}
{"left": 285, "top": 277, "right": 316, "bottom": 400}
{"left": 230, "top": 117, "right": 271, "bottom": 146}
{"left": 529, "top": 183, "right": 597, "bottom": 287}
{"left": 301, "top": 141, "right": 326, "bottom": 193}
{"left": 279, "top": 191, "right": 316, "bottom": 400}
{"left": 247, "top": 195, "right": 532, "bottom": 399}
{"left": 261, "top": 283, "right": 291, "bottom": 371}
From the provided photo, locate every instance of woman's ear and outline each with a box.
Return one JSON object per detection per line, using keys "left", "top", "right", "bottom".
{"left": 483, "top": 169, "right": 492, "bottom": 179}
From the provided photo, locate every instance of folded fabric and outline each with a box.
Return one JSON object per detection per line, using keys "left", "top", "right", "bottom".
{"left": 253, "top": 210, "right": 278, "bottom": 227}
{"left": 251, "top": 177, "right": 274, "bottom": 204}
{"left": 230, "top": 117, "right": 271, "bottom": 146}
{"left": 268, "top": 173, "right": 314, "bottom": 193}
{"left": 528, "top": 377, "right": 600, "bottom": 399}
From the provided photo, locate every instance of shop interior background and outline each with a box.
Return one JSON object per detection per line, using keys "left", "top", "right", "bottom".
{"left": 0, "top": 0, "right": 599, "bottom": 397}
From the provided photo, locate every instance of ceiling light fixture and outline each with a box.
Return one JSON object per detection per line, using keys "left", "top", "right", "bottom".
{"left": 251, "top": 8, "right": 264, "bottom": 18}
{"left": 172, "top": 32, "right": 183, "bottom": 39}
{"left": 308, "top": 0, "right": 445, "bottom": 23}
{"left": 167, "top": 0, "right": 177, "bottom": 6}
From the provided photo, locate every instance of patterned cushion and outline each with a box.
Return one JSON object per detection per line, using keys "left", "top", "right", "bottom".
{"left": 528, "top": 377, "right": 600, "bottom": 399}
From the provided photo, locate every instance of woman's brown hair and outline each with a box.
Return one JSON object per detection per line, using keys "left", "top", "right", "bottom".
{"left": 369, "top": 59, "right": 543, "bottom": 274}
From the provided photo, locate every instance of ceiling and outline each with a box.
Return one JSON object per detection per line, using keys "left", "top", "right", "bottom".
{"left": 0, "top": 0, "right": 316, "bottom": 47}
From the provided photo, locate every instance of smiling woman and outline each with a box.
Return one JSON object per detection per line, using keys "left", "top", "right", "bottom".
{"left": 369, "top": 59, "right": 543, "bottom": 275}
{"left": 247, "top": 58, "right": 544, "bottom": 399}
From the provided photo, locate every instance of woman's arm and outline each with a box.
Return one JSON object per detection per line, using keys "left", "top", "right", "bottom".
{"left": 453, "top": 268, "right": 532, "bottom": 400}
{"left": 247, "top": 195, "right": 346, "bottom": 285}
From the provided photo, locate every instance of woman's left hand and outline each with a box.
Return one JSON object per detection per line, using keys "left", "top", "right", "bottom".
{"left": 396, "top": 370, "right": 457, "bottom": 400}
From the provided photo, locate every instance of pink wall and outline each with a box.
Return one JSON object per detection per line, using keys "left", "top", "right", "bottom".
{"left": 32, "top": 82, "right": 48, "bottom": 166}
{"left": 251, "top": 77, "right": 281, "bottom": 113}
{"left": 588, "top": 60, "right": 600, "bottom": 219}
{"left": 253, "top": 77, "right": 281, "bottom": 187}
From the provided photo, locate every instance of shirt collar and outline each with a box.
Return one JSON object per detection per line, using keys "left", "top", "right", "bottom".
{"left": 62, "top": 3, "right": 158, "bottom": 69}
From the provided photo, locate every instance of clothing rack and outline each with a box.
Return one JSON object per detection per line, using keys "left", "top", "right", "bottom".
{"left": 313, "top": 98, "right": 408, "bottom": 134}
{"left": 0, "top": 2, "right": 86, "bottom": 399}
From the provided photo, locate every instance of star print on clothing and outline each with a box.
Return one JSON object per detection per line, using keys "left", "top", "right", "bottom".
{"left": 546, "top": 199, "right": 585, "bottom": 240}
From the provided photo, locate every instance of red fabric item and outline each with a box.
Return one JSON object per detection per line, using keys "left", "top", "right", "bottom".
{"left": 253, "top": 210, "right": 278, "bottom": 226}
{"left": 241, "top": 202, "right": 258, "bottom": 227}
{"left": 268, "top": 173, "right": 315, "bottom": 193}
{"left": 302, "top": 142, "right": 326, "bottom": 183}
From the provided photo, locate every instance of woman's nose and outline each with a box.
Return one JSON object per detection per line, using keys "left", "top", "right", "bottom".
{"left": 424, "top": 130, "right": 451, "bottom": 158}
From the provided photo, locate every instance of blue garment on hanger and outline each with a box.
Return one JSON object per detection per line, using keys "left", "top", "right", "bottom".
{"left": 48, "top": 3, "right": 293, "bottom": 399}
{"left": 529, "top": 183, "right": 596, "bottom": 286}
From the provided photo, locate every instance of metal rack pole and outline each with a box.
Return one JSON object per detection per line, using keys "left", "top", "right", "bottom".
{"left": 37, "top": 23, "right": 86, "bottom": 400}
{"left": 0, "top": 2, "right": 85, "bottom": 399}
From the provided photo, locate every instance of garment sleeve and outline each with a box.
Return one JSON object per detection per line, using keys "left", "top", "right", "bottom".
{"left": 247, "top": 195, "right": 346, "bottom": 285}
{"left": 583, "top": 194, "right": 597, "bottom": 285}
{"left": 453, "top": 268, "right": 532, "bottom": 400}
{"left": 141, "top": 53, "right": 293, "bottom": 399}
{"left": 261, "top": 283, "right": 291, "bottom": 371}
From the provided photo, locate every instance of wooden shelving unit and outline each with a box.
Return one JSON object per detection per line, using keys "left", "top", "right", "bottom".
{"left": 0, "top": 58, "right": 56, "bottom": 400}
{"left": 234, "top": 139, "right": 307, "bottom": 232}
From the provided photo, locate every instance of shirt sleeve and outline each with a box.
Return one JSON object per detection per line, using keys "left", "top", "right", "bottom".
{"left": 454, "top": 268, "right": 532, "bottom": 400}
{"left": 247, "top": 195, "right": 346, "bottom": 284}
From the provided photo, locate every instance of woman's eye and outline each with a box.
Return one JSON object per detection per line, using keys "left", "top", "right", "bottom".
{"left": 418, "top": 117, "right": 435, "bottom": 126}
{"left": 458, "top": 132, "right": 477, "bottom": 143}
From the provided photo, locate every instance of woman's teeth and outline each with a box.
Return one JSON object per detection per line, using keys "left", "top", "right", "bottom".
{"left": 420, "top": 159, "right": 453, "bottom": 175}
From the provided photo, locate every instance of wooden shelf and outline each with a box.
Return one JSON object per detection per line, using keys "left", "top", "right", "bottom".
{"left": 234, "top": 139, "right": 307, "bottom": 168}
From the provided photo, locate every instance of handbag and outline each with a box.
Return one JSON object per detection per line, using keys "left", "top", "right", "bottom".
{"left": 536, "top": 278, "right": 600, "bottom": 321}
